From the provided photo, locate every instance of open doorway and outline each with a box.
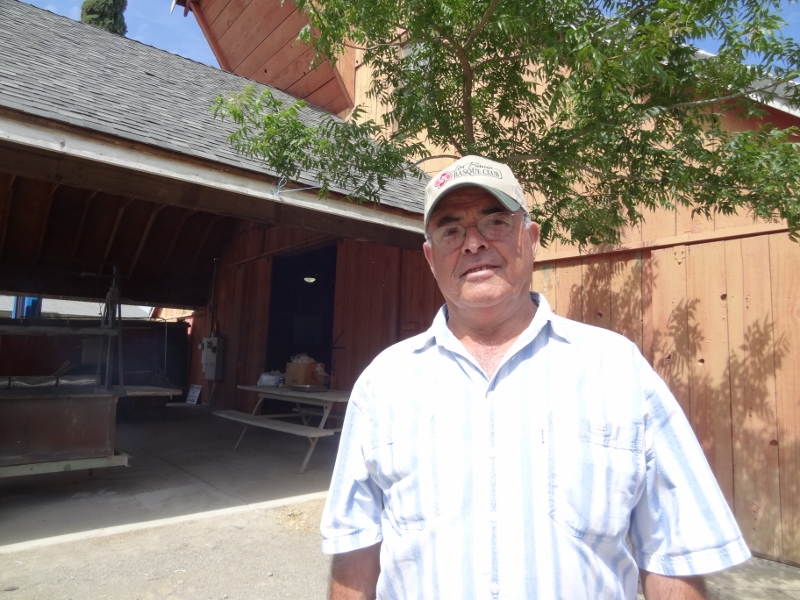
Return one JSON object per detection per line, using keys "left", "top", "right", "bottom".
{"left": 265, "top": 245, "right": 337, "bottom": 376}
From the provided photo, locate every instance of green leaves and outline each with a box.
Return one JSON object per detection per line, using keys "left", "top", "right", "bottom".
{"left": 214, "top": 0, "right": 800, "bottom": 247}
{"left": 211, "top": 86, "right": 427, "bottom": 202}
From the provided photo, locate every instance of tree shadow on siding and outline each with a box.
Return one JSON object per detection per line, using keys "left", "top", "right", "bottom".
{"left": 561, "top": 253, "right": 795, "bottom": 562}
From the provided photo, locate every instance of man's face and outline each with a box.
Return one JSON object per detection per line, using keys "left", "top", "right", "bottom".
{"left": 423, "top": 187, "right": 539, "bottom": 313}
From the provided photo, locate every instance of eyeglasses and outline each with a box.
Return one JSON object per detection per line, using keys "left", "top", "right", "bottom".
{"left": 426, "top": 212, "right": 519, "bottom": 250}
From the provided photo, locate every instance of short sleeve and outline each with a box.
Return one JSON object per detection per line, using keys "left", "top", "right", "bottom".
{"left": 320, "top": 383, "right": 384, "bottom": 554}
{"left": 629, "top": 365, "right": 751, "bottom": 575}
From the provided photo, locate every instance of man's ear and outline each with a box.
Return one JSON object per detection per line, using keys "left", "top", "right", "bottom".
{"left": 528, "top": 222, "right": 540, "bottom": 262}
{"left": 423, "top": 240, "right": 435, "bottom": 274}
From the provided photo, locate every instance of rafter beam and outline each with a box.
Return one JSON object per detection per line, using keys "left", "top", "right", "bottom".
{"left": 128, "top": 204, "right": 166, "bottom": 276}
{"left": 98, "top": 198, "right": 135, "bottom": 274}
{"left": 186, "top": 215, "right": 225, "bottom": 273}
{"left": 159, "top": 210, "right": 195, "bottom": 278}
{"left": 69, "top": 189, "right": 98, "bottom": 269}
{"left": 34, "top": 182, "right": 60, "bottom": 267}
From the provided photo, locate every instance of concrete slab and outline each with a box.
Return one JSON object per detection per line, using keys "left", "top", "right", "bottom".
{"left": 0, "top": 403, "right": 337, "bottom": 546}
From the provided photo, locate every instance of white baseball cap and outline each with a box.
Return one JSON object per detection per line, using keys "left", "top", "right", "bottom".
{"left": 424, "top": 155, "right": 526, "bottom": 228}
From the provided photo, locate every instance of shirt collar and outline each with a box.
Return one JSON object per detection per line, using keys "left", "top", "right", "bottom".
{"left": 412, "top": 291, "right": 572, "bottom": 353}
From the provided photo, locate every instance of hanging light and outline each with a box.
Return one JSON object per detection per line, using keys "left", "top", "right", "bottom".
{"left": 304, "top": 277, "right": 316, "bottom": 283}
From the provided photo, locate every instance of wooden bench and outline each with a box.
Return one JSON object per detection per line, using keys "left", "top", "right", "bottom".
{"left": 214, "top": 409, "right": 334, "bottom": 473}
{"left": 214, "top": 410, "right": 335, "bottom": 437}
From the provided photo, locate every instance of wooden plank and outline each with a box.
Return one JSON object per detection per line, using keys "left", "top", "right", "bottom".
{"left": 0, "top": 173, "right": 16, "bottom": 258}
{"left": 220, "top": 0, "right": 295, "bottom": 71}
{"left": 128, "top": 204, "right": 166, "bottom": 276}
{"left": 268, "top": 46, "right": 317, "bottom": 91}
{"left": 352, "top": 242, "right": 376, "bottom": 385}
{"left": 158, "top": 211, "right": 193, "bottom": 277}
{"left": 33, "top": 183, "right": 59, "bottom": 266}
{"left": 98, "top": 198, "right": 134, "bottom": 274}
{"left": 286, "top": 66, "right": 337, "bottom": 103}
{"left": 332, "top": 43, "right": 356, "bottom": 107}
{"left": 214, "top": 410, "right": 335, "bottom": 436}
{"left": 531, "top": 262, "right": 555, "bottom": 300}
{"left": 770, "top": 234, "right": 800, "bottom": 564}
{"left": 582, "top": 255, "right": 612, "bottom": 331}
{"left": 609, "top": 252, "right": 643, "bottom": 351}
{"left": 305, "top": 76, "right": 347, "bottom": 110}
{"left": 208, "top": 0, "right": 250, "bottom": 40}
{"left": 725, "top": 236, "right": 782, "bottom": 558}
{"left": 650, "top": 246, "right": 690, "bottom": 415}
{"left": 640, "top": 205, "right": 676, "bottom": 242}
{"left": 330, "top": 239, "right": 352, "bottom": 390}
{"left": 238, "top": 8, "right": 307, "bottom": 79}
{"left": 554, "top": 258, "right": 583, "bottom": 320}
{"left": 197, "top": 0, "right": 232, "bottom": 29}
{"left": 398, "top": 248, "right": 425, "bottom": 339}
{"left": 641, "top": 250, "right": 654, "bottom": 364}
{"left": 686, "top": 242, "right": 734, "bottom": 504}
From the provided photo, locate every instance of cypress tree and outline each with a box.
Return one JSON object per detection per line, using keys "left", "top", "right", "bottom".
{"left": 80, "top": 0, "right": 127, "bottom": 36}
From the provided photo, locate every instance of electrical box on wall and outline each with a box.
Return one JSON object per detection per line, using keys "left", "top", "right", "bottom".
{"left": 200, "top": 335, "right": 225, "bottom": 381}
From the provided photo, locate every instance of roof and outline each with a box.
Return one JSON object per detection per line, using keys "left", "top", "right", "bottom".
{"left": 0, "top": 0, "right": 426, "bottom": 215}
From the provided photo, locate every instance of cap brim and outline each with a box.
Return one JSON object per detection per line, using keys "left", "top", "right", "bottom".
{"left": 425, "top": 183, "right": 524, "bottom": 228}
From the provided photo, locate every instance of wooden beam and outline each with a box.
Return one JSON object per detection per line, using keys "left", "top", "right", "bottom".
{"left": 536, "top": 222, "right": 791, "bottom": 264}
{"left": 0, "top": 265, "right": 207, "bottom": 308}
{"left": 128, "top": 204, "right": 166, "bottom": 277}
{"left": 228, "top": 234, "right": 334, "bottom": 268}
{"left": 159, "top": 210, "right": 195, "bottom": 278}
{"left": 0, "top": 173, "right": 15, "bottom": 259}
{"left": 69, "top": 189, "right": 98, "bottom": 269}
{"left": 34, "top": 182, "right": 60, "bottom": 267}
{"left": 98, "top": 198, "right": 135, "bottom": 274}
{"left": 186, "top": 215, "right": 225, "bottom": 273}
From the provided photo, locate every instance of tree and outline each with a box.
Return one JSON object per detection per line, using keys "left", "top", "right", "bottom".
{"left": 212, "top": 0, "right": 800, "bottom": 246}
{"left": 81, "top": 0, "right": 127, "bottom": 36}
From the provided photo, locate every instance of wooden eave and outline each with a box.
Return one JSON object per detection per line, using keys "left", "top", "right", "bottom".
{"left": 0, "top": 108, "right": 423, "bottom": 308}
{"left": 177, "top": 0, "right": 355, "bottom": 115}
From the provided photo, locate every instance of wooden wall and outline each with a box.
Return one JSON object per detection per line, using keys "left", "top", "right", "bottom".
{"left": 188, "top": 223, "right": 442, "bottom": 413}
{"left": 533, "top": 232, "right": 800, "bottom": 565}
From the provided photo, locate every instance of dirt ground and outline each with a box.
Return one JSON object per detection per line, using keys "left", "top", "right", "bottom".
{"left": 0, "top": 499, "right": 330, "bottom": 600}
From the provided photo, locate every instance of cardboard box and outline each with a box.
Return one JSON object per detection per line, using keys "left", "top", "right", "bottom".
{"left": 285, "top": 362, "right": 324, "bottom": 386}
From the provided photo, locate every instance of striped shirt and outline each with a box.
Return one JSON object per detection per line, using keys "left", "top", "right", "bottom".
{"left": 321, "top": 293, "right": 750, "bottom": 599}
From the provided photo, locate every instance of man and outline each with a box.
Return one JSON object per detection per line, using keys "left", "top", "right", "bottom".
{"left": 321, "top": 155, "right": 750, "bottom": 599}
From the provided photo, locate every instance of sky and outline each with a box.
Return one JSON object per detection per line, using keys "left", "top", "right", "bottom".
{"left": 18, "top": 0, "right": 800, "bottom": 71}
{"left": 21, "top": 0, "right": 219, "bottom": 68}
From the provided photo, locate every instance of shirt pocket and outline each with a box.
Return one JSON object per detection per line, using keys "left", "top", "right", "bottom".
{"left": 547, "top": 415, "right": 643, "bottom": 543}
{"left": 367, "top": 428, "right": 435, "bottom": 531}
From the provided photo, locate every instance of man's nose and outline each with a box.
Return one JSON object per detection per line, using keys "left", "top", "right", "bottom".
{"left": 461, "top": 224, "right": 488, "bottom": 253}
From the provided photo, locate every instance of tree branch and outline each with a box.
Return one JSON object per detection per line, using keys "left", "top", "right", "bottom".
{"left": 406, "top": 154, "right": 462, "bottom": 170}
{"left": 464, "top": 0, "right": 502, "bottom": 49}
{"left": 429, "top": 23, "right": 476, "bottom": 144}
{"left": 667, "top": 77, "right": 799, "bottom": 110}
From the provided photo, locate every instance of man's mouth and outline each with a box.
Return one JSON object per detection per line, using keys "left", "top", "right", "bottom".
{"left": 463, "top": 265, "right": 495, "bottom": 276}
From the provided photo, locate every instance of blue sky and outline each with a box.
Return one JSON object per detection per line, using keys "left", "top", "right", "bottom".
{"left": 19, "top": 0, "right": 800, "bottom": 70}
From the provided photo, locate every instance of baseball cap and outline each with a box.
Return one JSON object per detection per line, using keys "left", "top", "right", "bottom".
{"left": 424, "top": 155, "right": 527, "bottom": 228}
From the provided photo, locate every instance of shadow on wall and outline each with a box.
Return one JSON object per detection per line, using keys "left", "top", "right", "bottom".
{"left": 551, "top": 249, "right": 796, "bottom": 565}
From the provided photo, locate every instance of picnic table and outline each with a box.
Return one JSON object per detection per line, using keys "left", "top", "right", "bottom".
{"left": 214, "top": 385, "right": 349, "bottom": 473}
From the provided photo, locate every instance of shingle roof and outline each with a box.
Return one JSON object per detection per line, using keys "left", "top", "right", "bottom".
{"left": 0, "top": 0, "right": 426, "bottom": 215}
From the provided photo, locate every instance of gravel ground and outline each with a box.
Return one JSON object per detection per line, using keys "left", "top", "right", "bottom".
{"left": 0, "top": 499, "right": 330, "bottom": 600}
{"left": 3, "top": 496, "right": 798, "bottom": 600}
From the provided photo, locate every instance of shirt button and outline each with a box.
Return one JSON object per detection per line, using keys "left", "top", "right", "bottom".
{"left": 490, "top": 582, "right": 500, "bottom": 594}
{"left": 489, "top": 511, "right": 497, "bottom": 523}
{"left": 488, "top": 448, "right": 496, "bottom": 458}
